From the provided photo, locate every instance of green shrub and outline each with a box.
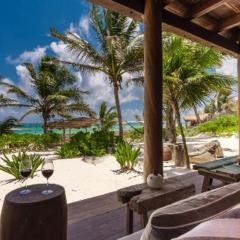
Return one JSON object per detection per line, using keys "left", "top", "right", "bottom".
{"left": 70, "top": 130, "right": 116, "bottom": 157}
{"left": 57, "top": 143, "right": 80, "bottom": 159}
{"left": 0, "top": 133, "right": 61, "bottom": 153}
{"left": 125, "top": 127, "right": 144, "bottom": 142}
{"left": 186, "top": 115, "right": 237, "bottom": 136}
{"left": 115, "top": 141, "right": 141, "bottom": 170}
{"left": 0, "top": 152, "right": 44, "bottom": 183}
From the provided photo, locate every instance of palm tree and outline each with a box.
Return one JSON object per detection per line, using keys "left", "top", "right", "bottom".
{"left": 0, "top": 94, "right": 16, "bottom": 106}
{"left": 163, "top": 34, "right": 235, "bottom": 168}
{"left": 0, "top": 56, "right": 94, "bottom": 134}
{"left": 98, "top": 101, "right": 117, "bottom": 132}
{"left": 50, "top": 6, "right": 143, "bottom": 137}
{"left": 0, "top": 117, "right": 18, "bottom": 135}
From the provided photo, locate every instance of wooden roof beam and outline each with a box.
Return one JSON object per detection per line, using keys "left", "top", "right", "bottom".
{"left": 89, "top": 0, "right": 240, "bottom": 55}
{"left": 190, "top": 0, "right": 231, "bottom": 19}
{"left": 218, "top": 14, "right": 240, "bottom": 32}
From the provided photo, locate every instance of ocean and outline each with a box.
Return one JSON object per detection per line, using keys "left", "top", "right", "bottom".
{"left": 12, "top": 122, "right": 143, "bottom": 135}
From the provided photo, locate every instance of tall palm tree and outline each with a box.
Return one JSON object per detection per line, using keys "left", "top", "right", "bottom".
{"left": 0, "top": 56, "right": 94, "bottom": 134}
{"left": 0, "top": 117, "right": 18, "bottom": 135}
{"left": 98, "top": 101, "right": 117, "bottom": 132}
{"left": 50, "top": 6, "right": 143, "bottom": 137}
{"left": 163, "top": 35, "right": 235, "bottom": 168}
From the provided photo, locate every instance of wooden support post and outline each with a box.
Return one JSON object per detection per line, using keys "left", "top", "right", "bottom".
{"left": 144, "top": 0, "right": 163, "bottom": 180}
{"left": 238, "top": 57, "right": 240, "bottom": 155}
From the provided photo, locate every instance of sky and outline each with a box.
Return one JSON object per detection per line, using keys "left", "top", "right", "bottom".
{"left": 0, "top": 0, "right": 143, "bottom": 123}
{"left": 0, "top": 0, "right": 237, "bottom": 123}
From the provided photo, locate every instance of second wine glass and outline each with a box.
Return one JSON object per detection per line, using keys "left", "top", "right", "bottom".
{"left": 41, "top": 159, "right": 54, "bottom": 195}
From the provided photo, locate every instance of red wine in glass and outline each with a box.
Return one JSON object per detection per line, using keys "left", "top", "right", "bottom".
{"left": 41, "top": 160, "right": 54, "bottom": 195}
{"left": 19, "top": 161, "right": 32, "bottom": 195}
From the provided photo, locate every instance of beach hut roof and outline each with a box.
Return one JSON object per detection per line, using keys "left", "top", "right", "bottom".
{"left": 47, "top": 117, "right": 98, "bottom": 129}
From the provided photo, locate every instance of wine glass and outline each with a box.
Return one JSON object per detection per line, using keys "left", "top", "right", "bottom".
{"left": 41, "top": 159, "right": 54, "bottom": 195}
{"left": 19, "top": 159, "right": 32, "bottom": 195}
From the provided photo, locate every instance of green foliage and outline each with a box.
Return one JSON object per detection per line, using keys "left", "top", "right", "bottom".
{"left": 97, "top": 101, "right": 117, "bottom": 131}
{"left": 115, "top": 141, "right": 141, "bottom": 170}
{"left": 57, "top": 143, "right": 80, "bottom": 159}
{"left": 0, "top": 152, "right": 44, "bottom": 183}
{"left": 0, "top": 133, "right": 61, "bottom": 153}
{"left": 125, "top": 127, "right": 144, "bottom": 142}
{"left": 186, "top": 115, "right": 237, "bottom": 136}
{"left": 0, "top": 117, "right": 18, "bottom": 135}
{"left": 0, "top": 56, "right": 94, "bottom": 134}
{"left": 70, "top": 130, "right": 115, "bottom": 157}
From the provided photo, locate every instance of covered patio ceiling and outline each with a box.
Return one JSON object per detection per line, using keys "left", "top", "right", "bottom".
{"left": 90, "top": 0, "right": 240, "bottom": 57}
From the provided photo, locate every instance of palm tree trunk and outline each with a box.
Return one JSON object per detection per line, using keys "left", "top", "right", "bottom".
{"left": 166, "top": 105, "right": 177, "bottom": 143}
{"left": 43, "top": 115, "right": 48, "bottom": 134}
{"left": 113, "top": 83, "right": 123, "bottom": 137}
{"left": 172, "top": 100, "right": 190, "bottom": 169}
{"left": 193, "top": 105, "right": 201, "bottom": 124}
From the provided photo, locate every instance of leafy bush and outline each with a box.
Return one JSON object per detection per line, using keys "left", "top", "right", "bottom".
{"left": 0, "top": 133, "right": 61, "bottom": 153}
{"left": 57, "top": 143, "right": 80, "bottom": 159}
{"left": 70, "top": 130, "right": 116, "bottom": 157}
{"left": 0, "top": 152, "right": 44, "bottom": 183}
{"left": 125, "top": 127, "right": 144, "bottom": 142}
{"left": 186, "top": 115, "right": 237, "bottom": 136}
{"left": 115, "top": 141, "right": 141, "bottom": 170}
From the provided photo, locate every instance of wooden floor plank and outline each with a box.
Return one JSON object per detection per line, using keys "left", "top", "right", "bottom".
{"left": 67, "top": 172, "right": 211, "bottom": 240}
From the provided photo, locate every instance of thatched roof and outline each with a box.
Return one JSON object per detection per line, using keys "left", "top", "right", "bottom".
{"left": 47, "top": 117, "right": 98, "bottom": 129}
{"left": 184, "top": 113, "right": 209, "bottom": 122}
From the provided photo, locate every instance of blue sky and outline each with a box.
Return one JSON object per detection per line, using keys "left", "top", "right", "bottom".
{"left": 0, "top": 0, "right": 237, "bottom": 123}
{"left": 0, "top": 0, "right": 144, "bottom": 122}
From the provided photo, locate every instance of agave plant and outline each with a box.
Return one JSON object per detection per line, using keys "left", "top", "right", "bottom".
{"left": 115, "top": 141, "right": 141, "bottom": 170}
{"left": 0, "top": 152, "right": 44, "bottom": 183}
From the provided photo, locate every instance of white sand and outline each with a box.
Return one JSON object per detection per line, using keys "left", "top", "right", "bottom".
{"left": 0, "top": 135, "right": 239, "bottom": 212}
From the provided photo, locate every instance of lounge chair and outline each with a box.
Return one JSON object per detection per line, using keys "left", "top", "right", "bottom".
{"left": 189, "top": 140, "right": 223, "bottom": 164}
{"left": 118, "top": 181, "right": 240, "bottom": 240}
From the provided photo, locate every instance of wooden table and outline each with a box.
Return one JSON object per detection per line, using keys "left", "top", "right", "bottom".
{"left": 0, "top": 184, "right": 67, "bottom": 240}
{"left": 193, "top": 155, "right": 240, "bottom": 192}
{"left": 117, "top": 178, "right": 195, "bottom": 235}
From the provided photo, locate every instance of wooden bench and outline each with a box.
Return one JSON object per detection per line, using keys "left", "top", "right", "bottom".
{"left": 193, "top": 155, "right": 240, "bottom": 192}
{"left": 117, "top": 177, "right": 195, "bottom": 235}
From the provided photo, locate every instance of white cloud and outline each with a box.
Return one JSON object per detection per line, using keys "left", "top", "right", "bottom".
{"left": 6, "top": 46, "right": 48, "bottom": 65}
{"left": 76, "top": 71, "right": 143, "bottom": 115}
{"left": 16, "top": 65, "right": 33, "bottom": 93}
{"left": 122, "top": 108, "right": 143, "bottom": 121}
{"left": 217, "top": 57, "right": 237, "bottom": 76}
{"left": 79, "top": 16, "right": 90, "bottom": 37}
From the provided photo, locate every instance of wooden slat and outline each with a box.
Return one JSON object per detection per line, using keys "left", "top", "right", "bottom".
{"left": 193, "top": 156, "right": 240, "bottom": 170}
{"left": 89, "top": 0, "right": 240, "bottom": 56}
{"left": 218, "top": 14, "right": 240, "bottom": 32}
{"left": 190, "top": 0, "right": 231, "bottom": 19}
{"left": 163, "top": 10, "right": 240, "bottom": 56}
{"left": 216, "top": 165, "right": 240, "bottom": 178}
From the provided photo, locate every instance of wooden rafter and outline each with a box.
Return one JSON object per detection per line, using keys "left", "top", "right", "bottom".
{"left": 190, "top": 0, "right": 231, "bottom": 19}
{"left": 218, "top": 14, "right": 240, "bottom": 32}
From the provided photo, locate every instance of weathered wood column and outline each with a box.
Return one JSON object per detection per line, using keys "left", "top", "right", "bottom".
{"left": 144, "top": 0, "right": 163, "bottom": 180}
{"left": 238, "top": 57, "right": 240, "bottom": 155}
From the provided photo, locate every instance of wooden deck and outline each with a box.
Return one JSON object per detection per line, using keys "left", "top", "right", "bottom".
{"left": 67, "top": 171, "right": 221, "bottom": 240}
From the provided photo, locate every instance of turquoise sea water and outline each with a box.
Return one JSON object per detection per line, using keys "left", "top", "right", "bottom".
{"left": 12, "top": 122, "right": 143, "bottom": 135}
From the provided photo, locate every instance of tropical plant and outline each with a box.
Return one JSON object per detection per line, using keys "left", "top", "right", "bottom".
{"left": 0, "top": 152, "right": 44, "bottom": 183}
{"left": 57, "top": 143, "right": 80, "bottom": 159}
{"left": 50, "top": 6, "right": 143, "bottom": 137}
{"left": 70, "top": 130, "right": 115, "bottom": 156}
{"left": 163, "top": 34, "right": 235, "bottom": 168}
{"left": 186, "top": 115, "right": 237, "bottom": 136}
{"left": 0, "top": 133, "right": 61, "bottom": 152}
{"left": 97, "top": 101, "right": 117, "bottom": 131}
{"left": 0, "top": 56, "right": 94, "bottom": 133}
{"left": 0, "top": 94, "right": 16, "bottom": 106}
{"left": 0, "top": 117, "right": 18, "bottom": 135}
{"left": 115, "top": 140, "right": 141, "bottom": 170}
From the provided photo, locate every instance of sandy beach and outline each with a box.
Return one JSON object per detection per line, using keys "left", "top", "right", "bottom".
{"left": 0, "top": 135, "right": 238, "bottom": 212}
